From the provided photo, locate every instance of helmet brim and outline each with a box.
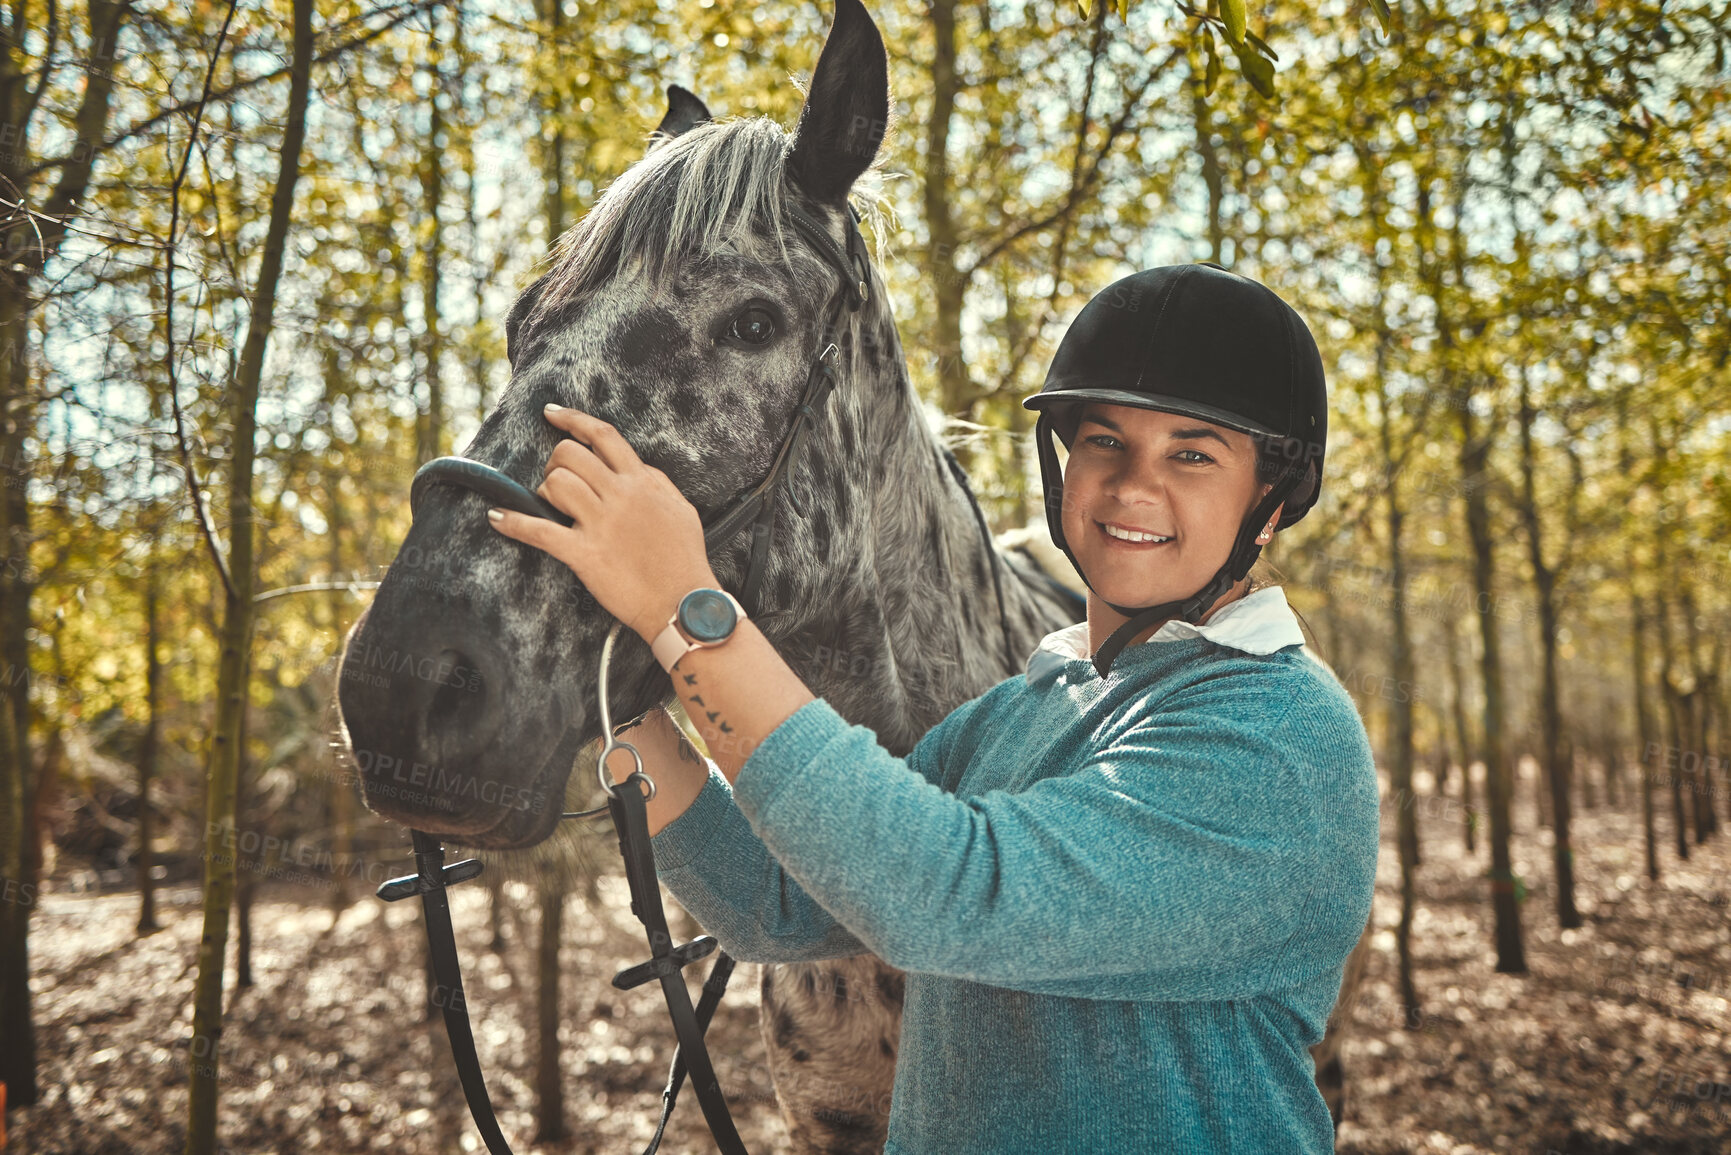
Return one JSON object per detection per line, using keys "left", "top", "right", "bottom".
{"left": 1022, "top": 388, "right": 1286, "bottom": 445}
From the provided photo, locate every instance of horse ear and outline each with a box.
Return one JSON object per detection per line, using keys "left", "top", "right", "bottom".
{"left": 652, "top": 84, "right": 713, "bottom": 143}
{"left": 787, "top": 0, "right": 889, "bottom": 204}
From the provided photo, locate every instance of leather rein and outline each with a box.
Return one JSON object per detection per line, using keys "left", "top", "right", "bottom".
{"left": 376, "top": 201, "right": 1014, "bottom": 1154}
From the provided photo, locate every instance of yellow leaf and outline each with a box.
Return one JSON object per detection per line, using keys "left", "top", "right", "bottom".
{"left": 1221, "top": 0, "right": 1248, "bottom": 46}
{"left": 1117, "top": 0, "right": 1129, "bottom": 22}
{"left": 1233, "top": 40, "right": 1275, "bottom": 98}
{"left": 1078, "top": 0, "right": 1092, "bottom": 19}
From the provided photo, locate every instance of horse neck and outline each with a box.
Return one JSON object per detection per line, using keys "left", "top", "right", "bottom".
{"left": 802, "top": 309, "right": 1074, "bottom": 754}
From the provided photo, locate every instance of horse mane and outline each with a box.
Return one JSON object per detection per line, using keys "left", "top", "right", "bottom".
{"left": 520, "top": 114, "right": 891, "bottom": 354}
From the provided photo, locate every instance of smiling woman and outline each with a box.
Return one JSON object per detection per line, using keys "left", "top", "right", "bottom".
{"left": 572, "top": 263, "right": 1379, "bottom": 1154}
{"left": 1059, "top": 401, "right": 1278, "bottom": 654}
{"left": 1023, "top": 262, "right": 1330, "bottom": 675}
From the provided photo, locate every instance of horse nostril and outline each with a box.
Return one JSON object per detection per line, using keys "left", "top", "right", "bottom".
{"left": 420, "top": 647, "right": 499, "bottom": 763}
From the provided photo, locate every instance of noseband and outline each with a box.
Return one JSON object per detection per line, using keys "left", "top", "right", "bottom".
{"left": 377, "top": 202, "right": 1014, "bottom": 1155}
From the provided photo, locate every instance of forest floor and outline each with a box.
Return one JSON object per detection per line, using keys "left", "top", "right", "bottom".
{"left": 7, "top": 784, "right": 1728, "bottom": 1154}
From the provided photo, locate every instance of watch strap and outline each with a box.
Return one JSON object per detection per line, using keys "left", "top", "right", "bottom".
{"left": 652, "top": 589, "right": 746, "bottom": 674}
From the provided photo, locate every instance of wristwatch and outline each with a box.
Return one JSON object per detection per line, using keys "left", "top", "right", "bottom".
{"left": 652, "top": 588, "right": 747, "bottom": 674}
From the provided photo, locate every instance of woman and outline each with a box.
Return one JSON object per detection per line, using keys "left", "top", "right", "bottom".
{"left": 487, "top": 262, "right": 1379, "bottom": 1153}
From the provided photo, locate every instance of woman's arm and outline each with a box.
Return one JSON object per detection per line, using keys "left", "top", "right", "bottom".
{"left": 605, "top": 704, "right": 711, "bottom": 837}
{"left": 611, "top": 702, "right": 876, "bottom": 963}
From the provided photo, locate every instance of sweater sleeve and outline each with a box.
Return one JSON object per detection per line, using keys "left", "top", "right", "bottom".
{"left": 729, "top": 694, "right": 1329, "bottom": 1001}
{"left": 645, "top": 698, "right": 966, "bottom": 964}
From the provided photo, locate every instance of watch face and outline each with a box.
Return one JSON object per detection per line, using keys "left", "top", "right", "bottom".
{"left": 679, "top": 588, "right": 738, "bottom": 643}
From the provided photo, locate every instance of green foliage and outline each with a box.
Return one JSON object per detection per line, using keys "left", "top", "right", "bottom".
{"left": 16, "top": 0, "right": 1731, "bottom": 900}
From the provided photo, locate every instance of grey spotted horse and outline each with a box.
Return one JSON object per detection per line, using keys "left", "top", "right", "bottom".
{"left": 335, "top": 0, "right": 1367, "bottom": 1148}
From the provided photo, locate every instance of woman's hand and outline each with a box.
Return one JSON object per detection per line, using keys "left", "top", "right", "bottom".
{"left": 487, "top": 403, "right": 719, "bottom": 644}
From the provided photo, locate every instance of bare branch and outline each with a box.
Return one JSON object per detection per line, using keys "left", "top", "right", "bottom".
{"left": 23, "top": 0, "right": 439, "bottom": 184}
{"left": 166, "top": 0, "right": 240, "bottom": 601}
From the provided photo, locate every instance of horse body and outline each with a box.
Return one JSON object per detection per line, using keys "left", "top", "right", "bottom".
{"left": 334, "top": 0, "right": 1363, "bottom": 1147}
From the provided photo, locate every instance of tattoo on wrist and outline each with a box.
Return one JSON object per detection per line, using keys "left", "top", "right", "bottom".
{"left": 677, "top": 673, "right": 756, "bottom": 761}
{"left": 679, "top": 672, "right": 734, "bottom": 736}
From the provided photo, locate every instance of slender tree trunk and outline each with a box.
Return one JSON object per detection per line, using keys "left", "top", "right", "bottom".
{"left": 1458, "top": 405, "right": 1525, "bottom": 972}
{"left": 416, "top": 28, "right": 446, "bottom": 466}
{"left": 537, "top": 0, "right": 567, "bottom": 243}
{"left": 1679, "top": 588, "right": 1717, "bottom": 842}
{"left": 234, "top": 702, "right": 255, "bottom": 992}
{"left": 923, "top": 0, "right": 973, "bottom": 455}
{"left": 1655, "top": 596, "right": 1690, "bottom": 862}
{"left": 1386, "top": 480, "right": 1419, "bottom": 1012}
{"left": 1515, "top": 370, "right": 1579, "bottom": 928}
{"left": 1619, "top": 395, "right": 1661, "bottom": 880}
{"left": 534, "top": 884, "right": 566, "bottom": 1142}
{"left": 1445, "top": 589, "right": 1477, "bottom": 853}
{"left": 1422, "top": 157, "right": 1524, "bottom": 970}
{"left": 0, "top": 697, "right": 27, "bottom": 1102}
{"left": 138, "top": 521, "right": 164, "bottom": 936}
{"left": 531, "top": 7, "right": 568, "bottom": 1136}
{"left": 487, "top": 872, "right": 506, "bottom": 951}
{"left": 1192, "top": 56, "right": 1225, "bottom": 265}
{"left": 322, "top": 348, "right": 354, "bottom": 914}
{"left": 184, "top": 3, "right": 313, "bottom": 1150}
{"left": 1369, "top": 235, "right": 1419, "bottom": 1012}
{"left": 0, "top": 0, "right": 134, "bottom": 1107}
{"left": 1635, "top": 592, "right": 1659, "bottom": 879}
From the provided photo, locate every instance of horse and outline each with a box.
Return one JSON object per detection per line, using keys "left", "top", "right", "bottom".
{"left": 334, "top": 0, "right": 1367, "bottom": 1147}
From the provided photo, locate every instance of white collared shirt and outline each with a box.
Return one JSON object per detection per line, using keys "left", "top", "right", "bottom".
{"left": 1024, "top": 585, "right": 1306, "bottom": 683}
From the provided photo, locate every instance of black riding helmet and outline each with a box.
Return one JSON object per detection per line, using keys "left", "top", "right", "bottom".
{"left": 1022, "top": 263, "right": 1329, "bottom": 677}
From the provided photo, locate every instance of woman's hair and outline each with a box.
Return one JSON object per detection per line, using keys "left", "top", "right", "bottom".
{"left": 1245, "top": 556, "right": 1328, "bottom": 661}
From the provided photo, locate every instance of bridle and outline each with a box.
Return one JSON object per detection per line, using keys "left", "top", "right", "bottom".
{"left": 376, "top": 200, "right": 1017, "bottom": 1154}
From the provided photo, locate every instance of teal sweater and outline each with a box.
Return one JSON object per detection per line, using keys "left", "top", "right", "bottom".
{"left": 649, "top": 598, "right": 1379, "bottom": 1153}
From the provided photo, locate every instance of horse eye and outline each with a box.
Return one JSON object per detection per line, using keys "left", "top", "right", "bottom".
{"left": 728, "top": 307, "right": 776, "bottom": 345}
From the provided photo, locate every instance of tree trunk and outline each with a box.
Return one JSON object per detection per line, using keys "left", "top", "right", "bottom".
{"left": 1192, "top": 54, "right": 1225, "bottom": 265}
{"left": 1444, "top": 592, "right": 1477, "bottom": 853}
{"left": 1421, "top": 156, "right": 1524, "bottom": 970}
{"left": 138, "top": 521, "right": 164, "bottom": 936}
{"left": 1385, "top": 476, "right": 1420, "bottom": 1013}
{"left": 0, "top": 0, "right": 134, "bottom": 1108}
{"left": 416, "top": 28, "right": 446, "bottom": 466}
{"left": 183, "top": 2, "right": 313, "bottom": 1150}
{"left": 234, "top": 701, "right": 256, "bottom": 992}
{"left": 322, "top": 347, "right": 354, "bottom": 914}
{"left": 487, "top": 873, "right": 506, "bottom": 951}
{"left": 530, "top": 7, "right": 567, "bottom": 1138}
{"left": 1617, "top": 394, "right": 1661, "bottom": 881}
{"left": 923, "top": 0, "right": 973, "bottom": 457}
{"left": 1678, "top": 587, "right": 1717, "bottom": 842}
{"left": 534, "top": 883, "right": 566, "bottom": 1142}
{"left": 1368, "top": 226, "right": 1419, "bottom": 1013}
{"left": 1458, "top": 402, "right": 1525, "bottom": 972}
{"left": 1634, "top": 592, "right": 1659, "bottom": 879}
{"left": 1515, "top": 369, "right": 1579, "bottom": 928}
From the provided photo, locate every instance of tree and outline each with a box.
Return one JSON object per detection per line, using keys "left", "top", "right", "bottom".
{"left": 0, "top": 0, "right": 135, "bottom": 1109}
{"left": 182, "top": 1, "right": 313, "bottom": 1151}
